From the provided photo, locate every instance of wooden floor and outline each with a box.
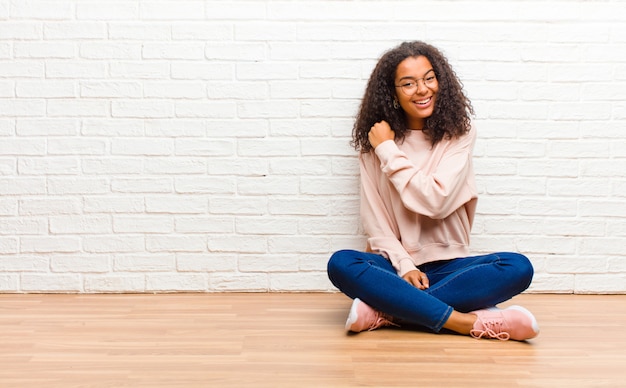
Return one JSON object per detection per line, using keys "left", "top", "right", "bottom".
{"left": 1, "top": 293, "right": 625, "bottom": 387}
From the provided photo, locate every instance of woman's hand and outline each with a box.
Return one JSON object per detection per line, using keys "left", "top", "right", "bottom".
{"left": 368, "top": 120, "right": 395, "bottom": 149}
{"left": 402, "top": 269, "right": 430, "bottom": 290}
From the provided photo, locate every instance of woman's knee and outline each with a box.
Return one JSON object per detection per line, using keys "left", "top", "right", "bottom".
{"left": 327, "top": 249, "right": 357, "bottom": 275}
{"left": 502, "top": 252, "right": 534, "bottom": 287}
{"left": 326, "top": 249, "right": 361, "bottom": 290}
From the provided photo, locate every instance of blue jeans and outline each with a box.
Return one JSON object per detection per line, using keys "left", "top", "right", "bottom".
{"left": 327, "top": 250, "right": 534, "bottom": 332}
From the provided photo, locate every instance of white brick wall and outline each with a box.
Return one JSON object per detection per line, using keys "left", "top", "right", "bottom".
{"left": 1, "top": 0, "right": 626, "bottom": 293}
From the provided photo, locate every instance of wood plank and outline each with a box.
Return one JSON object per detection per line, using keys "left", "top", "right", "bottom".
{"left": 0, "top": 293, "right": 624, "bottom": 387}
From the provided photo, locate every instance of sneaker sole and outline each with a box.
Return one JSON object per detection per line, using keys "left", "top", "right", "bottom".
{"left": 507, "top": 305, "right": 540, "bottom": 337}
{"left": 345, "top": 298, "right": 362, "bottom": 331}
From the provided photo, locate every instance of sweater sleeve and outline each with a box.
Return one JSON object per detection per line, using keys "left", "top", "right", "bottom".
{"left": 359, "top": 154, "right": 417, "bottom": 277}
{"left": 374, "top": 128, "right": 477, "bottom": 220}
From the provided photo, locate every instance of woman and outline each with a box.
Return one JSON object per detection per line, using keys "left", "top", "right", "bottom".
{"left": 327, "top": 41, "right": 539, "bottom": 341}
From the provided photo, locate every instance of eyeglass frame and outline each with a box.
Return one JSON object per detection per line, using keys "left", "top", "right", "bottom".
{"left": 394, "top": 69, "right": 437, "bottom": 96}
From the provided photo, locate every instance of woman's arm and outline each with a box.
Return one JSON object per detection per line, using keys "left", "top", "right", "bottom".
{"left": 374, "top": 127, "right": 477, "bottom": 219}
{"left": 359, "top": 154, "right": 418, "bottom": 277}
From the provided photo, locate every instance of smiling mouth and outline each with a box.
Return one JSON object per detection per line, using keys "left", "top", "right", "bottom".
{"left": 414, "top": 97, "right": 432, "bottom": 106}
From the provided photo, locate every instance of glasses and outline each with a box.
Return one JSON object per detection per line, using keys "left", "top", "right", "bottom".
{"left": 395, "top": 70, "right": 437, "bottom": 96}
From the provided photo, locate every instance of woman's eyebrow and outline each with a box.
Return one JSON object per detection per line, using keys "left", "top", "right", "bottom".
{"left": 397, "top": 69, "right": 435, "bottom": 81}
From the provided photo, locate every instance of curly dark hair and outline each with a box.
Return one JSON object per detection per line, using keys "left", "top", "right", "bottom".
{"left": 352, "top": 41, "right": 474, "bottom": 153}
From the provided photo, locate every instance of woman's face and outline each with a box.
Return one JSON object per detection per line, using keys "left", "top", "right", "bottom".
{"left": 394, "top": 55, "right": 439, "bottom": 129}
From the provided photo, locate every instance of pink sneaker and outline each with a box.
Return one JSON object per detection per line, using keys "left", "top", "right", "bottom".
{"left": 470, "top": 305, "right": 540, "bottom": 341}
{"left": 345, "top": 298, "right": 397, "bottom": 333}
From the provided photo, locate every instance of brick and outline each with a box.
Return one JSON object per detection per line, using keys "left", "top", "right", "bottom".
{"left": 269, "top": 158, "right": 330, "bottom": 176}
{"left": 46, "top": 61, "right": 107, "bottom": 79}
{"left": 114, "top": 254, "right": 175, "bottom": 272}
{"left": 0, "top": 100, "right": 46, "bottom": 117}
{"left": 209, "top": 82, "right": 268, "bottom": 100}
{"left": 206, "top": 43, "right": 265, "bottom": 61}
{"left": 47, "top": 99, "right": 108, "bottom": 117}
{"left": 14, "top": 42, "right": 75, "bottom": 59}
{"left": 144, "top": 158, "right": 207, "bottom": 174}
{"left": 49, "top": 215, "right": 112, "bottom": 234}
{"left": 20, "top": 236, "right": 81, "bottom": 253}
{"left": 80, "top": 81, "right": 142, "bottom": 98}
{"left": 0, "top": 178, "right": 46, "bottom": 195}
{"left": 237, "top": 176, "right": 299, "bottom": 195}
{"left": 76, "top": 2, "right": 139, "bottom": 20}
{"left": 145, "top": 195, "right": 207, "bottom": 214}
{"left": 111, "top": 178, "right": 173, "bottom": 193}
{"left": 80, "top": 42, "right": 141, "bottom": 59}
{"left": 48, "top": 138, "right": 106, "bottom": 155}
{"left": 110, "top": 61, "right": 169, "bottom": 79}
{"left": 527, "top": 274, "right": 574, "bottom": 293}
{"left": 142, "top": 43, "right": 205, "bottom": 60}
{"left": 0, "top": 22, "right": 41, "bottom": 39}
{"left": 237, "top": 139, "right": 299, "bottom": 157}
{"left": 235, "top": 216, "right": 298, "bottom": 235}
{"left": 0, "top": 199, "right": 17, "bottom": 216}
{"left": 175, "top": 101, "right": 236, "bottom": 118}
{"left": 114, "top": 216, "right": 174, "bottom": 233}
{"left": 236, "top": 62, "right": 299, "bottom": 80}
{"left": 0, "top": 255, "right": 48, "bottom": 271}
{"left": 210, "top": 272, "right": 269, "bottom": 292}
{"left": 47, "top": 178, "right": 109, "bottom": 195}
{"left": 11, "top": 1, "right": 72, "bottom": 19}
{"left": 238, "top": 254, "right": 299, "bottom": 272}
{"left": 206, "top": 1, "right": 267, "bottom": 20}
{"left": 0, "top": 237, "right": 18, "bottom": 254}
{"left": 268, "top": 198, "right": 329, "bottom": 216}
{"left": 21, "top": 274, "right": 82, "bottom": 293}
{"left": 171, "top": 62, "right": 233, "bottom": 80}
{"left": 208, "top": 235, "right": 267, "bottom": 254}
{"left": 111, "top": 138, "right": 173, "bottom": 156}
{"left": 177, "top": 253, "right": 237, "bottom": 272}
{"left": 0, "top": 217, "right": 46, "bottom": 235}
{"left": 83, "top": 235, "right": 144, "bottom": 253}
{"left": 145, "top": 119, "right": 205, "bottom": 137}
{"left": 300, "top": 177, "right": 360, "bottom": 195}
{"left": 209, "top": 158, "right": 269, "bottom": 176}
{"left": 19, "top": 197, "right": 81, "bottom": 216}
{"left": 269, "top": 272, "right": 335, "bottom": 292}
{"left": 209, "top": 196, "right": 268, "bottom": 215}
{"left": 0, "top": 274, "right": 19, "bottom": 291}
{"left": 175, "top": 139, "right": 234, "bottom": 156}
{"left": 172, "top": 23, "right": 232, "bottom": 40}
{"left": 175, "top": 176, "right": 235, "bottom": 194}
{"left": 17, "top": 118, "right": 78, "bottom": 136}
{"left": 84, "top": 275, "right": 145, "bottom": 292}
{"left": 235, "top": 23, "right": 296, "bottom": 41}
{"left": 83, "top": 196, "right": 144, "bottom": 213}
{"left": 2, "top": 1, "right": 626, "bottom": 293}
{"left": 146, "top": 235, "right": 207, "bottom": 253}
{"left": 146, "top": 273, "right": 208, "bottom": 292}
{"left": 575, "top": 274, "right": 626, "bottom": 294}
{"left": 111, "top": 100, "right": 174, "bottom": 118}
{"left": 45, "top": 22, "right": 107, "bottom": 39}
{"left": 16, "top": 81, "right": 75, "bottom": 98}
{"left": 268, "top": 236, "right": 329, "bottom": 254}
{"left": 174, "top": 216, "right": 234, "bottom": 234}
{"left": 0, "top": 139, "right": 46, "bottom": 156}
{"left": 51, "top": 254, "right": 111, "bottom": 273}
{"left": 82, "top": 158, "right": 143, "bottom": 175}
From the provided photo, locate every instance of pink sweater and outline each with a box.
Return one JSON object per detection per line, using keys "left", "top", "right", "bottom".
{"left": 360, "top": 126, "right": 478, "bottom": 276}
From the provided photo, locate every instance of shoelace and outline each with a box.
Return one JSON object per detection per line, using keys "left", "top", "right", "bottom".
{"left": 368, "top": 313, "right": 399, "bottom": 331}
{"left": 470, "top": 318, "right": 511, "bottom": 340}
